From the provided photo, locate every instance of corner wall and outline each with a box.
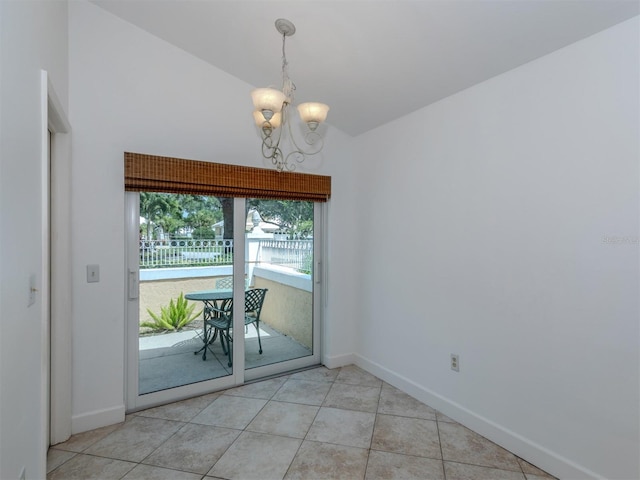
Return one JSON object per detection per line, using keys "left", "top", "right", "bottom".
{"left": 0, "top": 1, "right": 69, "bottom": 478}
{"left": 352, "top": 17, "right": 639, "bottom": 480}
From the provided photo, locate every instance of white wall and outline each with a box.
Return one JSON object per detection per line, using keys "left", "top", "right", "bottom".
{"left": 0, "top": 1, "right": 69, "bottom": 478}
{"left": 352, "top": 17, "right": 639, "bottom": 480}
{"left": 68, "top": 0, "right": 356, "bottom": 432}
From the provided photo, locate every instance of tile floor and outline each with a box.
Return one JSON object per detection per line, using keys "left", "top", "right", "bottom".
{"left": 47, "top": 365, "right": 557, "bottom": 480}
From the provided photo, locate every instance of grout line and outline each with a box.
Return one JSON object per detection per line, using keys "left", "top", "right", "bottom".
{"left": 436, "top": 411, "right": 447, "bottom": 480}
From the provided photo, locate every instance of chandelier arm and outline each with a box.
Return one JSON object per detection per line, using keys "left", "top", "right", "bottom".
{"left": 284, "top": 110, "right": 324, "bottom": 156}
{"left": 260, "top": 117, "right": 285, "bottom": 159}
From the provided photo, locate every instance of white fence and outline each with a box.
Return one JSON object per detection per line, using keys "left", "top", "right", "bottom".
{"left": 140, "top": 238, "right": 313, "bottom": 272}
{"left": 255, "top": 239, "right": 313, "bottom": 272}
{"left": 139, "top": 239, "right": 233, "bottom": 268}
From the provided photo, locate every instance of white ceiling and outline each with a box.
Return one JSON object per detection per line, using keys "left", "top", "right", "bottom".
{"left": 91, "top": 0, "right": 639, "bottom": 136}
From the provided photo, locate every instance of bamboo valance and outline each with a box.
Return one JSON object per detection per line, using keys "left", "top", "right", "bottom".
{"left": 124, "top": 152, "right": 331, "bottom": 202}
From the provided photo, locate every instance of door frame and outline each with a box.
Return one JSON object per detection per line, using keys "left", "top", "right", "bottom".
{"left": 43, "top": 70, "right": 73, "bottom": 446}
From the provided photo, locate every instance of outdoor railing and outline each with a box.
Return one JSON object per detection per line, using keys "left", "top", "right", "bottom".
{"left": 256, "top": 239, "right": 313, "bottom": 273}
{"left": 140, "top": 239, "right": 233, "bottom": 268}
{"left": 140, "top": 238, "right": 313, "bottom": 272}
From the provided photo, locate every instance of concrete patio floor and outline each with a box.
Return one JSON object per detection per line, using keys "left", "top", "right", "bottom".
{"left": 138, "top": 324, "right": 312, "bottom": 395}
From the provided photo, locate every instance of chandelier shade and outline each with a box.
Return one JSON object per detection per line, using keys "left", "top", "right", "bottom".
{"left": 297, "top": 102, "right": 330, "bottom": 130}
{"left": 251, "top": 19, "right": 329, "bottom": 172}
{"left": 251, "top": 88, "right": 287, "bottom": 119}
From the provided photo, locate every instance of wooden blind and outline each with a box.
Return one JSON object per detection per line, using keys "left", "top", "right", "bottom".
{"left": 124, "top": 152, "right": 331, "bottom": 202}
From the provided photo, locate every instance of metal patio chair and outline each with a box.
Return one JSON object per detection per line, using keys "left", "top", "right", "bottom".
{"left": 207, "top": 288, "right": 268, "bottom": 367}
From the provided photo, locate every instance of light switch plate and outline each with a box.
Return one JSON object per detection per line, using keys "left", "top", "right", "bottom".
{"left": 87, "top": 264, "right": 100, "bottom": 283}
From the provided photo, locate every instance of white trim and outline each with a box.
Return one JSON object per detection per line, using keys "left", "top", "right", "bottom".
{"left": 45, "top": 71, "right": 73, "bottom": 447}
{"left": 319, "top": 202, "right": 329, "bottom": 366}
{"left": 40, "top": 71, "right": 50, "bottom": 466}
{"left": 354, "top": 353, "right": 601, "bottom": 480}
{"left": 231, "top": 197, "right": 246, "bottom": 382}
{"left": 323, "top": 353, "right": 355, "bottom": 370}
{"left": 125, "top": 193, "right": 140, "bottom": 410}
{"left": 71, "top": 405, "right": 126, "bottom": 434}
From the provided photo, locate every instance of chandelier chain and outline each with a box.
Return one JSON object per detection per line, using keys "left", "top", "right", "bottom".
{"left": 281, "top": 32, "right": 295, "bottom": 103}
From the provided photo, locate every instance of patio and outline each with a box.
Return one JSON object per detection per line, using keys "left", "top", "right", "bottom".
{"left": 138, "top": 323, "right": 312, "bottom": 395}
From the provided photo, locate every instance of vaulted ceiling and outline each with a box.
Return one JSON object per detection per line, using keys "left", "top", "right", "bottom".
{"left": 91, "top": 0, "right": 639, "bottom": 136}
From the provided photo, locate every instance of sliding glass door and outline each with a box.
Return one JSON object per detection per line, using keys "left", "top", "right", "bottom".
{"left": 125, "top": 194, "right": 321, "bottom": 410}
{"left": 243, "top": 199, "right": 320, "bottom": 380}
{"left": 125, "top": 193, "right": 238, "bottom": 410}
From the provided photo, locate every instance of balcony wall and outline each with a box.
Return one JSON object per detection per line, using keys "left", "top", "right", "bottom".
{"left": 252, "top": 266, "right": 312, "bottom": 349}
{"left": 139, "top": 265, "right": 312, "bottom": 348}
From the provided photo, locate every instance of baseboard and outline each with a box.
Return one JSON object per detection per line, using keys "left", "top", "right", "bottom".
{"left": 322, "top": 352, "right": 355, "bottom": 370}
{"left": 70, "top": 404, "right": 126, "bottom": 436}
{"left": 354, "top": 354, "right": 602, "bottom": 480}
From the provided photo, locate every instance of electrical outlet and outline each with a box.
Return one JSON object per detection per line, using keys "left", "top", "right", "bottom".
{"left": 451, "top": 354, "right": 459, "bottom": 372}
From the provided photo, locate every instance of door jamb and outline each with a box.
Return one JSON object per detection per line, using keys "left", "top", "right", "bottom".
{"left": 43, "top": 70, "right": 73, "bottom": 446}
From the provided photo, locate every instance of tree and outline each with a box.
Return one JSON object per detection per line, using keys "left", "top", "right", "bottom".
{"left": 247, "top": 199, "right": 314, "bottom": 238}
{"left": 219, "top": 197, "right": 234, "bottom": 240}
{"left": 159, "top": 216, "right": 184, "bottom": 238}
{"left": 176, "top": 195, "right": 223, "bottom": 238}
{"left": 139, "top": 192, "right": 181, "bottom": 240}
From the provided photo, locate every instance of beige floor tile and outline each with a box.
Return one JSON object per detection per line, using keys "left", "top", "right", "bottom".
{"left": 47, "top": 366, "right": 560, "bottom": 480}
{"left": 306, "top": 407, "right": 376, "bottom": 449}
{"left": 191, "top": 395, "right": 267, "bottom": 429}
{"left": 47, "top": 449, "right": 76, "bottom": 473}
{"left": 136, "top": 392, "right": 219, "bottom": 422}
{"left": 50, "top": 422, "right": 123, "bottom": 453}
{"left": 444, "top": 461, "right": 526, "bottom": 480}
{"left": 142, "top": 423, "right": 240, "bottom": 474}
{"left": 272, "top": 379, "right": 332, "bottom": 406}
{"left": 371, "top": 414, "right": 441, "bottom": 458}
{"left": 285, "top": 440, "right": 368, "bottom": 480}
{"left": 378, "top": 384, "right": 436, "bottom": 420}
{"left": 223, "top": 376, "right": 288, "bottom": 399}
{"left": 436, "top": 411, "right": 458, "bottom": 423}
{"left": 365, "top": 450, "right": 445, "bottom": 480}
{"left": 323, "top": 383, "right": 381, "bottom": 413}
{"left": 438, "top": 422, "right": 521, "bottom": 471}
{"left": 84, "top": 416, "right": 183, "bottom": 463}
{"left": 122, "top": 464, "right": 202, "bottom": 480}
{"left": 47, "top": 454, "right": 136, "bottom": 480}
{"left": 288, "top": 366, "right": 339, "bottom": 382}
{"left": 517, "top": 458, "right": 556, "bottom": 478}
{"left": 335, "top": 365, "right": 383, "bottom": 387}
{"left": 208, "top": 431, "right": 301, "bottom": 480}
{"left": 246, "top": 400, "right": 319, "bottom": 438}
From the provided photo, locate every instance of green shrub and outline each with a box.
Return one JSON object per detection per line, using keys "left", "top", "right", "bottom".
{"left": 141, "top": 293, "right": 202, "bottom": 332}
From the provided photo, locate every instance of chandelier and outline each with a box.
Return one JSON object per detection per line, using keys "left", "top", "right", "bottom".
{"left": 251, "top": 19, "right": 330, "bottom": 172}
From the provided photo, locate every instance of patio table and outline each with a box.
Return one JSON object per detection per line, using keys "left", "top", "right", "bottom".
{"left": 185, "top": 289, "right": 233, "bottom": 361}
